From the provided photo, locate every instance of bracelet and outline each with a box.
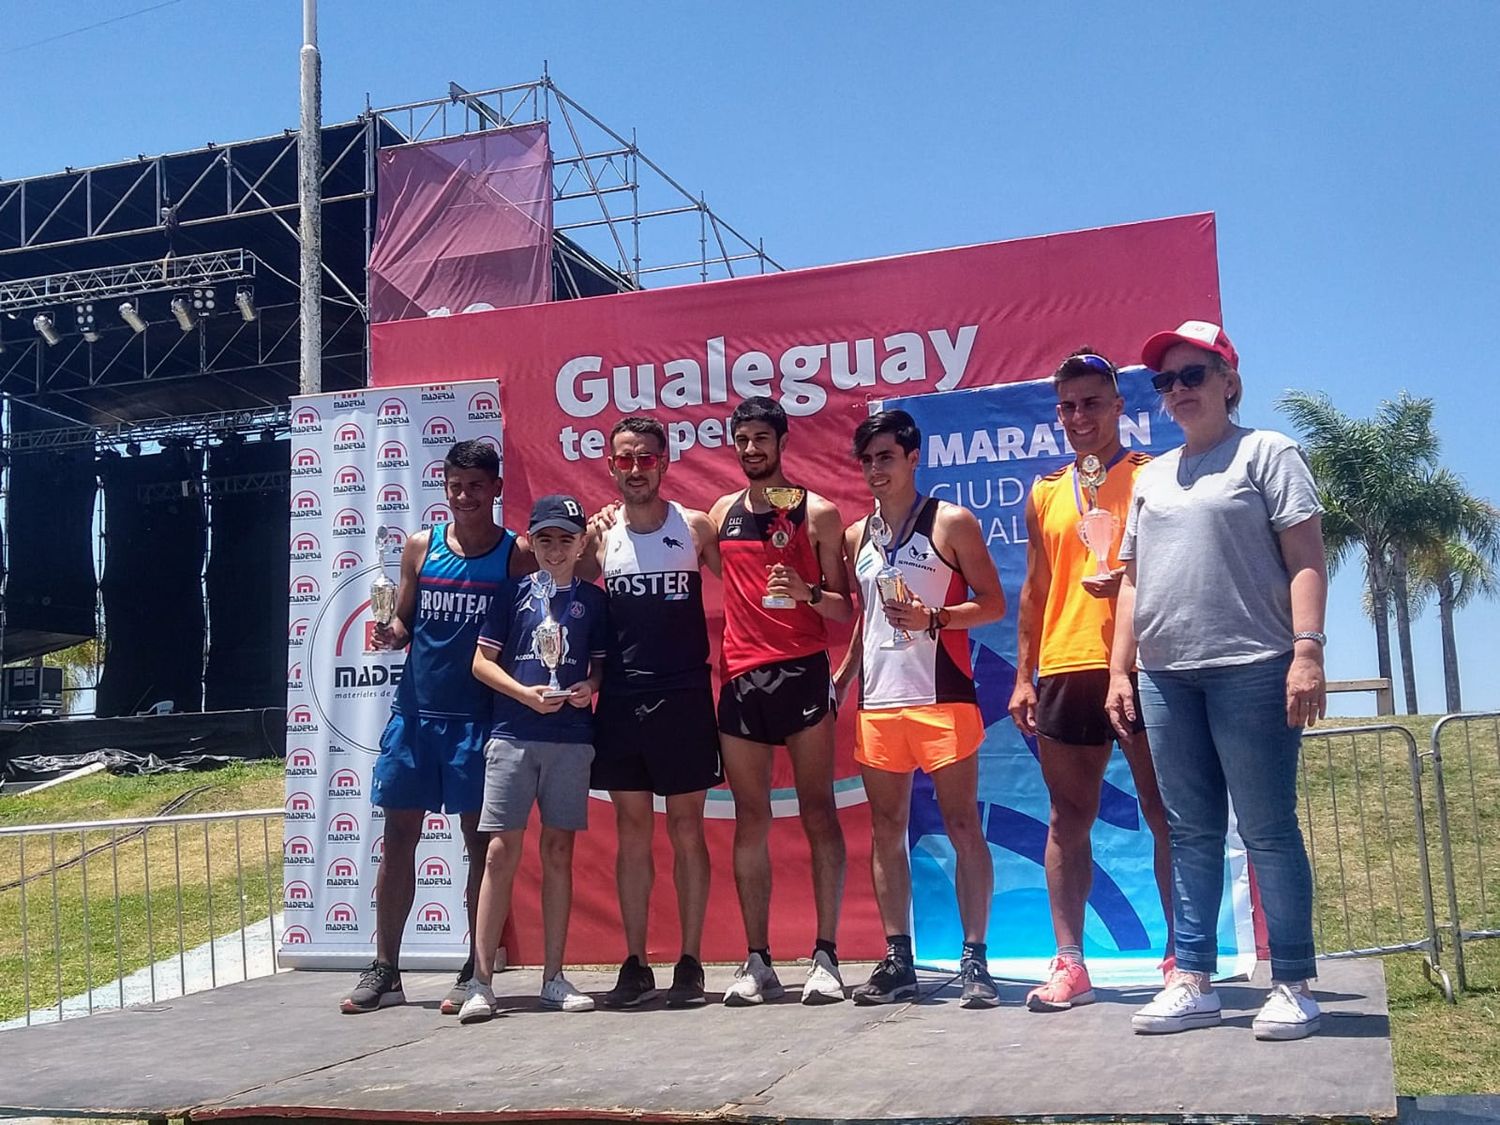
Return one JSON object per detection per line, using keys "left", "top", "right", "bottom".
{"left": 807, "top": 583, "right": 824, "bottom": 606}
{"left": 1293, "top": 630, "right": 1327, "bottom": 647}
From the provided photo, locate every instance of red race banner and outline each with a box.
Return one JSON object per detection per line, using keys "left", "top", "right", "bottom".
{"left": 370, "top": 214, "right": 1221, "bottom": 966}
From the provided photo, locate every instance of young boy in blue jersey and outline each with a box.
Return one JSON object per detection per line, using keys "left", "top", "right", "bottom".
{"left": 459, "top": 494, "right": 609, "bottom": 1020}
{"left": 340, "top": 440, "right": 533, "bottom": 1015}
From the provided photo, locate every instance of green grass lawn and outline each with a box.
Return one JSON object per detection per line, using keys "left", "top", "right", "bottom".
{"left": 0, "top": 761, "right": 284, "bottom": 1023}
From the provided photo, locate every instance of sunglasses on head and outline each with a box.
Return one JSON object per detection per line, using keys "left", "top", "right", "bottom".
{"left": 1151, "top": 364, "right": 1213, "bottom": 394}
{"left": 611, "top": 452, "right": 661, "bottom": 472}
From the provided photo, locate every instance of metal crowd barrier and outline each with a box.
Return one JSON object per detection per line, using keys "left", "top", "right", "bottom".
{"left": 1428, "top": 711, "right": 1500, "bottom": 995}
{"left": 0, "top": 808, "right": 283, "bottom": 1027}
{"left": 1298, "top": 723, "right": 1454, "bottom": 1001}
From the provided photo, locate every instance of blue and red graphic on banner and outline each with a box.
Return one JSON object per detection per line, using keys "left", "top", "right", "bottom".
{"left": 885, "top": 371, "right": 1255, "bottom": 982}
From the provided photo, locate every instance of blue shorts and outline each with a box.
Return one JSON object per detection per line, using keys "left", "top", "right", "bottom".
{"left": 370, "top": 711, "right": 487, "bottom": 814}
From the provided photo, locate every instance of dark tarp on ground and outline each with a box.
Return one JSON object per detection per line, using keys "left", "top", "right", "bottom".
{"left": 0, "top": 708, "right": 283, "bottom": 788}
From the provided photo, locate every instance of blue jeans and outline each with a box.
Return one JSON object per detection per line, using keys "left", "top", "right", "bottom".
{"left": 1139, "top": 653, "right": 1317, "bottom": 981}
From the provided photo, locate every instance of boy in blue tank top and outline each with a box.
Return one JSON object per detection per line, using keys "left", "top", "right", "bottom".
{"left": 341, "top": 440, "right": 535, "bottom": 1015}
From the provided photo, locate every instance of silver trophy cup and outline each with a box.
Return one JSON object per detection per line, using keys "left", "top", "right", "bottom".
{"left": 369, "top": 528, "right": 400, "bottom": 629}
{"left": 1075, "top": 454, "right": 1118, "bottom": 577}
{"left": 530, "top": 571, "right": 572, "bottom": 698}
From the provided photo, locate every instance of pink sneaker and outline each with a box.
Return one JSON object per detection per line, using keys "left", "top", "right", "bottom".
{"left": 1026, "top": 957, "right": 1096, "bottom": 1012}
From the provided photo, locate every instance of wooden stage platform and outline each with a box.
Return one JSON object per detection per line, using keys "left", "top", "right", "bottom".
{"left": 0, "top": 959, "right": 1396, "bottom": 1124}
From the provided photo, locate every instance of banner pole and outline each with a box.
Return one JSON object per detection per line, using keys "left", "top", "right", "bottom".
{"left": 298, "top": 0, "right": 323, "bottom": 396}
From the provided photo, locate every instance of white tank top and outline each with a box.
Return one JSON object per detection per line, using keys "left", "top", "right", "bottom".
{"left": 854, "top": 498, "right": 977, "bottom": 710}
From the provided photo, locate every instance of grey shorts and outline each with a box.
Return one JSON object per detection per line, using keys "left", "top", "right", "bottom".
{"left": 479, "top": 738, "right": 595, "bottom": 832}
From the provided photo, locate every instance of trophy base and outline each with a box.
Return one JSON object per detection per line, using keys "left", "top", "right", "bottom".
{"left": 540, "top": 688, "right": 573, "bottom": 700}
{"left": 761, "top": 595, "right": 797, "bottom": 610}
{"left": 879, "top": 636, "right": 916, "bottom": 651}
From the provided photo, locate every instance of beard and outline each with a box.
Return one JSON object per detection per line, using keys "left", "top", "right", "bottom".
{"left": 741, "top": 455, "right": 778, "bottom": 482}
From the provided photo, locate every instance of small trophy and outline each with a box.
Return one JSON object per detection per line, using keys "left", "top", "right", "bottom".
{"left": 529, "top": 571, "right": 571, "bottom": 698}
{"left": 1075, "top": 454, "right": 1119, "bottom": 577}
{"left": 369, "top": 527, "right": 399, "bottom": 630}
{"left": 870, "top": 506, "right": 916, "bottom": 649}
{"left": 761, "top": 486, "right": 806, "bottom": 610}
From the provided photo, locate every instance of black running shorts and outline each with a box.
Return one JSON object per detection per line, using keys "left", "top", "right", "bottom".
{"left": 1035, "top": 668, "right": 1145, "bottom": 746}
{"left": 717, "top": 652, "right": 835, "bottom": 746}
{"left": 592, "top": 685, "right": 723, "bottom": 796}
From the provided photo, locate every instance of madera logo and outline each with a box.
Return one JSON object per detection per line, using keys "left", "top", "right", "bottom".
{"left": 290, "top": 448, "right": 322, "bottom": 477}
{"left": 333, "top": 465, "right": 366, "bottom": 495}
{"left": 414, "top": 902, "right": 451, "bottom": 933}
{"left": 285, "top": 791, "right": 316, "bottom": 820}
{"left": 305, "top": 563, "right": 406, "bottom": 752}
{"left": 290, "top": 575, "right": 320, "bottom": 605}
{"left": 326, "top": 856, "right": 359, "bottom": 888}
{"left": 283, "top": 880, "right": 314, "bottom": 909}
{"left": 416, "top": 856, "right": 452, "bottom": 887}
{"left": 282, "top": 925, "right": 313, "bottom": 945}
{"left": 333, "top": 422, "right": 366, "bottom": 452}
{"left": 377, "top": 440, "right": 409, "bottom": 469}
{"left": 421, "top": 502, "right": 452, "bottom": 528}
{"left": 287, "top": 705, "right": 318, "bottom": 733}
{"left": 286, "top": 747, "right": 317, "bottom": 777}
{"left": 376, "top": 483, "right": 410, "bottom": 513}
{"left": 327, "top": 811, "right": 360, "bottom": 844}
{"left": 421, "top": 813, "right": 453, "bottom": 842}
{"left": 324, "top": 902, "right": 360, "bottom": 933}
{"left": 333, "top": 551, "right": 362, "bottom": 575}
{"left": 422, "top": 461, "right": 447, "bottom": 490}
{"left": 377, "top": 397, "right": 410, "bottom": 425}
{"left": 421, "top": 384, "right": 456, "bottom": 402}
{"left": 332, "top": 393, "right": 367, "bottom": 410}
{"left": 421, "top": 417, "right": 456, "bottom": 446}
{"left": 290, "top": 405, "right": 321, "bottom": 434}
{"left": 284, "top": 836, "right": 316, "bottom": 865}
{"left": 332, "top": 508, "right": 366, "bottom": 538}
{"left": 328, "top": 768, "right": 362, "bottom": 800}
{"left": 287, "top": 662, "right": 304, "bottom": 690}
{"left": 289, "top": 618, "right": 310, "bottom": 646}
{"left": 468, "top": 391, "right": 500, "bottom": 421}
{"left": 290, "top": 532, "right": 321, "bottom": 563}
{"left": 291, "top": 490, "right": 322, "bottom": 519}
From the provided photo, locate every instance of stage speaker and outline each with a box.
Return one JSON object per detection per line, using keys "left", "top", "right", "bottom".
{"left": 3, "top": 446, "right": 99, "bottom": 660}
{"left": 95, "top": 447, "right": 207, "bottom": 717}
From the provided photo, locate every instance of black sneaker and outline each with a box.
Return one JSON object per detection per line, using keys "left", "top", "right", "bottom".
{"left": 664, "top": 954, "right": 707, "bottom": 1008}
{"left": 340, "top": 960, "right": 404, "bottom": 1014}
{"left": 958, "top": 955, "right": 1000, "bottom": 1009}
{"left": 851, "top": 953, "right": 918, "bottom": 1006}
{"left": 601, "top": 955, "right": 658, "bottom": 1009}
{"left": 439, "top": 953, "right": 476, "bottom": 1016}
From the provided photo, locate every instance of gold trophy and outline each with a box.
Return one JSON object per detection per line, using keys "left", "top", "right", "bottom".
{"left": 1075, "top": 454, "right": 1119, "bottom": 576}
{"left": 869, "top": 506, "right": 916, "bottom": 649}
{"left": 529, "top": 570, "right": 572, "bottom": 698}
{"left": 369, "top": 527, "right": 399, "bottom": 629}
{"left": 761, "top": 486, "right": 806, "bottom": 610}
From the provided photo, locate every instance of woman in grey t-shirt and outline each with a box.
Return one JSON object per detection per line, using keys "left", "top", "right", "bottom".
{"left": 1104, "top": 321, "right": 1329, "bottom": 1042}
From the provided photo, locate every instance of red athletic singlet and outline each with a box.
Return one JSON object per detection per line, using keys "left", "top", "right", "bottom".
{"left": 718, "top": 489, "right": 828, "bottom": 680}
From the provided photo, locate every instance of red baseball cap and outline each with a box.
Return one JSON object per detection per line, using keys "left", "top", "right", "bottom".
{"left": 1141, "top": 320, "right": 1239, "bottom": 371}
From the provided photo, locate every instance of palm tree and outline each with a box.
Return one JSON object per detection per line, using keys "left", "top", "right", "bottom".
{"left": 1408, "top": 494, "right": 1500, "bottom": 712}
{"left": 1279, "top": 391, "right": 1441, "bottom": 711}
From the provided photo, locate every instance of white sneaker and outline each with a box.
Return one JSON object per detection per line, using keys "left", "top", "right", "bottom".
{"left": 1253, "top": 982, "right": 1322, "bottom": 1041}
{"left": 539, "top": 973, "right": 595, "bottom": 1012}
{"left": 457, "top": 979, "right": 497, "bottom": 1024}
{"left": 801, "top": 950, "right": 846, "bottom": 1005}
{"left": 723, "top": 952, "right": 785, "bottom": 1006}
{"left": 1131, "top": 974, "right": 1223, "bottom": 1034}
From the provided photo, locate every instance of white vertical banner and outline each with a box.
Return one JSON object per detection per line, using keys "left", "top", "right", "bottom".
{"left": 280, "top": 380, "right": 502, "bottom": 968}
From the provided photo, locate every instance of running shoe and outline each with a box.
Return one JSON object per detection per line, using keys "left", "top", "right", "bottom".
{"left": 339, "top": 960, "right": 404, "bottom": 1014}
{"left": 851, "top": 953, "right": 918, "bottom": 1006}
{"left": 1025, "top": 957, "right": 1095, "bottom": 1012}
{"left": 540, "top": 973, "right": 596, "bottom": 1012}
{"left": 665, "top": 954, "right": 707, "bottom": 1008}
{"left": 601, "top": 955, "right": 658, "bottom": 1009}
{"left": 723, "top": 952, "right": 785, "bottom": 1006}
{"left": 439, "top": 953, "right": 476, "bottom": 1016}
{"left": 959, "top": 954, "right": 1000, "bottom": 1009}
{"left": 801, "top": 950, "right": 847, "bottom": 1005}
{"left": 1131, "top": 973, "right": 1222, "bottom": 1034}
{"left": 1252, "top": 982, "right": 1322, "bottom": 1041}
{"left": 457, "top": 980, "right": 497, "bottom": 1025}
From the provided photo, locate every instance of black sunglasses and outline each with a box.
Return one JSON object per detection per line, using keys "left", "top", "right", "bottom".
{"left": 1151, "top": 364, "right": 1213, "bottom": 395}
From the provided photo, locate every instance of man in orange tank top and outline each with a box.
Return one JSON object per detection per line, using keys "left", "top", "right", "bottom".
{"left": 711, "top": 396, "right": 853, "bottom": 1007}
{"left": 1008, "top": 350, "right": 1173, "bottom": 1012}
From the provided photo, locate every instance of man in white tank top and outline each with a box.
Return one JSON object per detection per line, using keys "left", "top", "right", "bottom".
{"left": 834, "top": 410, "right": 1007, "bottom": 1008}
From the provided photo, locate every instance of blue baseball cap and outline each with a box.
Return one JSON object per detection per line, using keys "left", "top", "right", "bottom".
{"left": 529, "top": 494, "right": 586, "bottom": 534}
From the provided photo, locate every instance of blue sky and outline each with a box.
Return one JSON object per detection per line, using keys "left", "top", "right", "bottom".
{"left": 3, "top": 1, "right": 1497, "bottom": 715}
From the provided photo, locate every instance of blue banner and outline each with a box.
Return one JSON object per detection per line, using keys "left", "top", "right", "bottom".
{"left": 884, "top": 370, "right": 1254, "bottom": 983}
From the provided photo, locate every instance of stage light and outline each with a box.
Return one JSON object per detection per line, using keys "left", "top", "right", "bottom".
{"left": 76, "top": 302, "right": 98, "bottom": 343}
{"left": 191, "top": 286, "right": 216, "bottom": 315}
{"left": 119, "top": 301, "right": 148, "bottom": 333}
{"left": 170, "top": 297, "right": 195, "bottom": 332}
{"left": 125, "top": 441, "right": 142, "bottom": 457}
{"left": 33, "top": 313, "right": 60, "bottom": 346}
{"left": 234, "top": 286, "right": 256, "bottom": 322}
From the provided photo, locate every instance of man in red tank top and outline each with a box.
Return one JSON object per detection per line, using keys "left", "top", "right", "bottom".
{"left": 710, "top": 397, "right": 853, "bottom": 1007}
